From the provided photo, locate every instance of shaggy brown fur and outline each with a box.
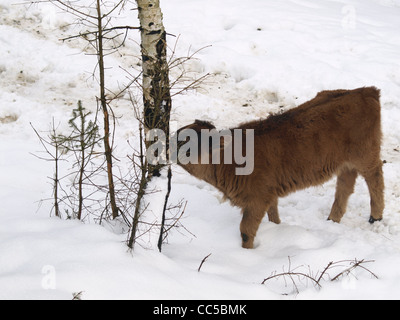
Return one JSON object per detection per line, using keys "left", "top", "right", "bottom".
{"left": 178, "top": 87, "right": 384, "bottom": 248}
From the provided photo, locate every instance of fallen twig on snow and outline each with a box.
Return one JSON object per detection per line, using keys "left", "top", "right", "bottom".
{"left": 261, "top": 257, "right": 377, "bottom": 295}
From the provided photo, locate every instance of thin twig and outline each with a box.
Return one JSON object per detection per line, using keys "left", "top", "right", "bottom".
{"left": 330, "top": 259, "right": 378, "bottom": 281}
{"left": 198, "top": 253, "right": 212, "bottom": 272}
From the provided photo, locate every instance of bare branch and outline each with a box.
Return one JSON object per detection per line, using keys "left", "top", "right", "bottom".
{"left": 60, "top": 26, "right": 139, "bottom": 42}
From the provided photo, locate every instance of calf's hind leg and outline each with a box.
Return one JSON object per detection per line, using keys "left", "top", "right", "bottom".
{"left": 328, "top": 167, "right": 358, "bottom": 223}
{"left": 362, "top": 163, "right": 384, "bottom": 223}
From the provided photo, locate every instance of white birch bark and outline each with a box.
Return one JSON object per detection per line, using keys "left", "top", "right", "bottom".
{"left": 136, "top": 0, "right": 171, "bottom": 133}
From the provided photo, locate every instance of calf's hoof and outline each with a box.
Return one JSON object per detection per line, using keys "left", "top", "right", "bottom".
{"left": 369, "top": 216, "right": 382, "bottom": 224}
{"left": 327, "top": 216, "right": 341, "bottom": 223}
{"left": 241, "top": 233, "right": 254, "bottom": 249}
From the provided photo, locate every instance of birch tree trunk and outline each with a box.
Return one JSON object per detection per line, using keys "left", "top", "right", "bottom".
{"left": 136, "top": 0, "right": 171, "bottom": 172}
{"left": 134, "top": 0, "right": 172, "bottom": 251}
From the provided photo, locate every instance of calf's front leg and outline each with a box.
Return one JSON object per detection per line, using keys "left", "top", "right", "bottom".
{"left": 240, "top": 201, "right": 272, "bottom": 249}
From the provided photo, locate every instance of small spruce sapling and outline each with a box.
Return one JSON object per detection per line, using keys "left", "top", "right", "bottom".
{"left": 62, "top": 101, "right": 101, "bottom": 220}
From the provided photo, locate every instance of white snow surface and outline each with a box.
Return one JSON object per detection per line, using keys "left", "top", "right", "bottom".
{"left": 1, "top": 0, "right": 400, "bottom": 299}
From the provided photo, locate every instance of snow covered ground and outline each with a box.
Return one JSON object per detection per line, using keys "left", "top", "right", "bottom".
{"left": 1, "top": 0, "right": 400, "bottom": 299}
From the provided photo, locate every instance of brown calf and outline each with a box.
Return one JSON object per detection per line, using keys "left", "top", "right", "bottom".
{"left": 177, "top": 87, "right": 384, "bottom": 248}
